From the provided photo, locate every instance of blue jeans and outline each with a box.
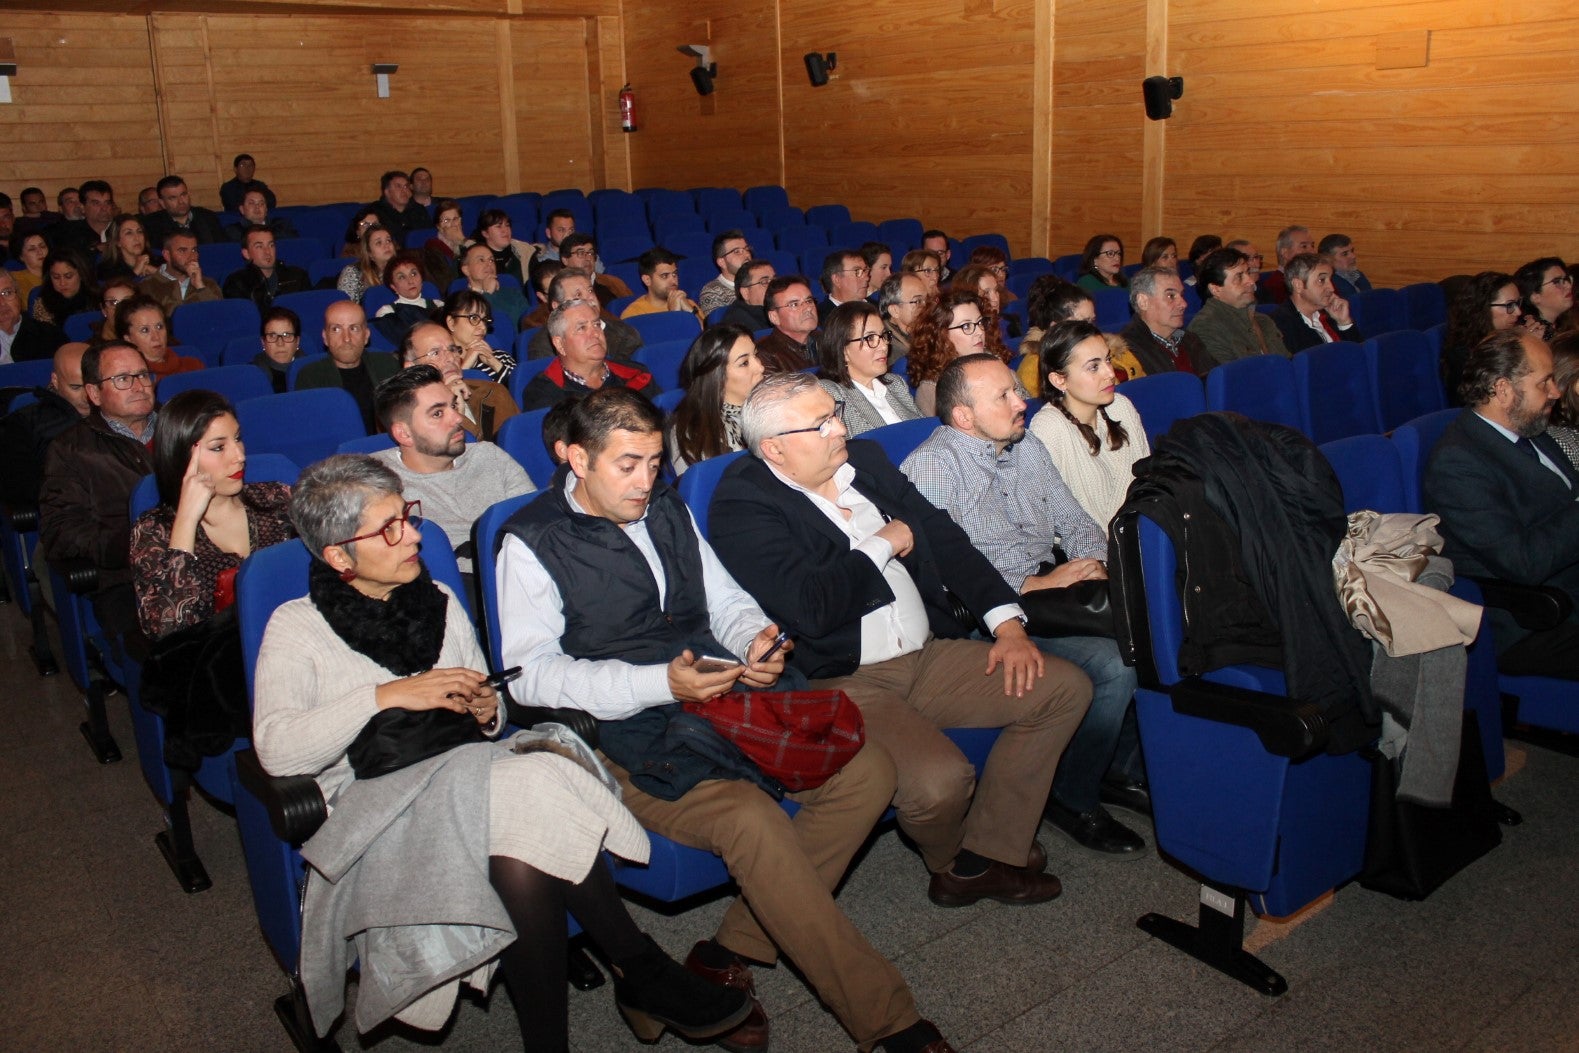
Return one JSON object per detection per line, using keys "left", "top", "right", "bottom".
{"left": 1032, "top": 634, "right": 1142, "bottom": 813}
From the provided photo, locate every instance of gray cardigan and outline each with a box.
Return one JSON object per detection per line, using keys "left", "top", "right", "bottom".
{"left": 819, "top": 374, "right": 923, "bottom": 437}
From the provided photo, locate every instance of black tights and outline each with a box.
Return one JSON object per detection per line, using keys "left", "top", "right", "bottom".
{"left": 487, "top": 856, "right": 648, "bottom": 1052}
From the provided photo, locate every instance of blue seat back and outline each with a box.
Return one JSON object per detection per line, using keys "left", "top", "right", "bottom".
{"left": 1294, "top": 340, "right": 1383, "bottom": 444}
{"left": 0, "top": 358, "right": 58, "bottom": 390}
{"left": 627, "top": 310, "right": 701, "bottom": 347}
{"left": 743, "top": 185, "right": 790, "bottom": 218}
{"left": 760, "top": 206, "right": 806, "bottom": 232}
{"left": 273, "top": 237, "right": 329, "bottom": 270}
{"left": 495, "top": 408, "right": 556, "bottom": 490}
{"left": 471, "top": 493, "right": 537, "bottom": 670}
{"left": 1091, "top": 287, "right": 1131, "bottom": 330}
{"left": 864, "top": 419, "right": 938, "bottom": 466}
{"left": 633, "top": 338, "right": 693, "bottom": 391}
{"left": 65, "top": 309, "right": 101, "bottom": 342}
{"left": 1206, "top": 355, "right": 1304, "bottom": 432}
{"left": 1370, "top": 329, "right": 1445, "bottom": 430}
{"left": 877, "top": 218, "right": 924, "bottom": 254}
{"left": 271, "top": 289, "right": 350, "bottom": 356}
{"left": 1354, "top": 287, "right": 1409, "bottom": 336}
{"left": 336, "top": 432, "right": 396, "bottom": 455}
{"left": 706, "top": 209, "right": 758, "bottom": 235}
{"left": 172, "top": 298, "right": 262, "bottom": 347}
{"left": 1116, "top": 372, "right": 1205, "bottom": 446}
{"left": 775, "top": 226, "right": 828, "bottom": 255}
{"left": 960, "top": 233, "right": 1012, "bottom": 262}
{"left": 1319, "top": 434, "right": 1407, "bottom": 514}
{"left": 1390, "top": 407, "right": 1459, "bottom": 513}
{"left": 155, "top": 363, "right": 275, "bottom": 405}
{"left": 1402, "top": 281, "right": 1447, "bottom": 330}
{"left": 507, "top": 356, "right": 556, "bottom": 408}
{"left": 805, "top": 204, "right": 852, "bottom": 229}
{"left": 678, "top": 450, "right": 747, "bottom": 540}
{"left": 236, "top": 388, "right": 366, "bottom": 471}
{"left": 827, "top": 221, "right": 880, "bottom": 250}
{"left": 195, "top": 242, "right": 246, "bottom": 284}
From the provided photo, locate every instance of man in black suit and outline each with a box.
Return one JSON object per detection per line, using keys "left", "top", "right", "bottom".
{"left": 143, "top": 175, "right": 227, "bottom": 246}
{"left": 710, "top": 371, "right": 1092, "bottom": 907}
{"left": 221, "top": 226, "right": 311, "bottom": 311}
{"left": 1270, "top": 252, "right": 1364, "bottom": 353}
{"left": 816, "top": 249, "right": 870, "bottom": 324}
{"left": 49, "top": 179, "right": 117, "bottom": 257}
{"left": 1424, "top": 329, "right": 1579, "bottom": 678}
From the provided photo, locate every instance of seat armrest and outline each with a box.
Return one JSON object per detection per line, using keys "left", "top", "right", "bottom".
{"left": 4, "top": 504, "right": 38, "bottom": 533}
{"left": 506, "top": 698, "right": 600, "bottom": 748}
{"left": 235, "top": 748, "right": 329, "bottom": 843}
{"left": 1170, "top": 677, "right": 1329, "bottom": 759}
{"left": 50, "top": 557, "right": 100, "bottom": 594}
{"left": 1468, "top": 576, "right": 1573, "bottom": 632}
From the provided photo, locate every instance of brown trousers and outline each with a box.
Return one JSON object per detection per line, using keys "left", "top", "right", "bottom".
{"left": 813, "top": 637, "right": 1092, "bottom": 873}
{"left": 609, "top": 742, "right": 919, "bottom": 1048}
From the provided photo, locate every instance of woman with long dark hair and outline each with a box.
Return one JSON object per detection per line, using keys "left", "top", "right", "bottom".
{"left": 1442, "top": 271, "right": 1519, "bottom": 405}
{"left": 816, "top": 301, "right": 921, "bottom": 436}
{"left": 97, "top": 214, "right": 161, "bottom": 284}
{"left": 667, "top": 324, "right": 764, "bottom": 474}
{"left": 33, "top": 248, "right": 97, "bottom": 325}
{"left": 338, "top": 224, "right": 397, "bottom": 303}
{"left": 129, "top": 390, "right": 294, "bottom": 640}
{"left": 1029, "top": 319, "right": 1149, "bottom": 532}
{"left": 1140, "top": 237, "right": 1178, "bottom": 271}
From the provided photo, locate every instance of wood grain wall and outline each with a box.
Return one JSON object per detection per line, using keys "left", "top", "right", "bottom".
{"left": 6, "top": 1, "right": 1577, "bottom": 284}
{"left": 1160, "top": 0, "right": 1579, "bottom": 284}
{"left": 0, "top": 4, "right": 621, "bottom": 213}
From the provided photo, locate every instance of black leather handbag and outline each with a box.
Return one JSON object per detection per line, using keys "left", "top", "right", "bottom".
{"left": 347, "top": 708, "right": 488, "bottom": 780}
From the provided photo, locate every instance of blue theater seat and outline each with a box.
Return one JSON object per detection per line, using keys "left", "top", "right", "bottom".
{"left": 1116, "top": 371, "right": 1205, "bottom": 446}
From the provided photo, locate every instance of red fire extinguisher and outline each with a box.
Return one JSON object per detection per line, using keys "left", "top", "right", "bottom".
{"left": 619, "top": 84, "right": 636, "bottom": 133}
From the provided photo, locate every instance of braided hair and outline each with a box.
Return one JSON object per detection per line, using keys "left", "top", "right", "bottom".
{"left": 1038, "top": 319, "right": 1130, "bottom": 456}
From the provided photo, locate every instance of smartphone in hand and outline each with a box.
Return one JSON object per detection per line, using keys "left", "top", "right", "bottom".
{"left": 693, "top": 656, "right": 744, "bottom": 675}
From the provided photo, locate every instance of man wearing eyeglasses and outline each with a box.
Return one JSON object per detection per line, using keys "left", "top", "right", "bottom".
{"left": 817, "top": 250, "right": 870, "bottom": 325}
{"left": 222, "top": 226, "right": 311, "bottom": 312}
{"left": 371, "top": 364, "right": 533, "bottom": 579}
{"left": 0, "top": 269, "right": 67, "bottom": 364}
{"left": 711, "top": 372, "right": 1093, "bottom": 907}
{"left": 396, "top": 322, "right": 518, "bottom": 442}
{"left": 558, "top": 232, "right": 633, "bottom": 309}
{"left": 522, "top": 268, "right": 643, "bottom": 363}
{"left": 38, "top": 342, "right": 158, "bottom": 653}
{"left": 755, "top": 275, "right": 821, "bottom": 374}
{"left": 720, "top": 259, "right": 776, "bottom": 332}
{"left": 876, "top": 273, "right": 927, "bottom": 361}
{"left": 699, "top": 230, "right": 753, "bottom": 317}
{"left": 520, "top": 301, "right": 660, "bottom": 412}
{"left": 921, "top": 230, "right": 953, "bottom": 284}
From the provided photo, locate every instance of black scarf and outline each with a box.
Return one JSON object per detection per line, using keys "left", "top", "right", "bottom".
{"left": 307, "top": 558, "right": 448, "bottom": 675}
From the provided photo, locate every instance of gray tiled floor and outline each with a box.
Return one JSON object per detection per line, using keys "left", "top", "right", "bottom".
{"left": 2, "top": 598, "right": 1576, "bottom": 1052}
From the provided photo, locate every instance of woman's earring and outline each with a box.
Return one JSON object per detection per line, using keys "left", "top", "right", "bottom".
{"left": 338, "top": 565, "right": 357, "bottom": 583}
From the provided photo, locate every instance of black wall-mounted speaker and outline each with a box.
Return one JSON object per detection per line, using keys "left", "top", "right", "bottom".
{"left": 1143, "top": 75, "right": 1184, "bottom": 120}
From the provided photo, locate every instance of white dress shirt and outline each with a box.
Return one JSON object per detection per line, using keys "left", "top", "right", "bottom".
{"left": 497, "top": 475, "right": 772, "bottom": 719}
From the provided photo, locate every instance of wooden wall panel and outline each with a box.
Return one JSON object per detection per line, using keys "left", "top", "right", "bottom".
{"left": 621, "top": 0, "right": 782, "bottom": 194}
{"left": 1048, "top": 0, "right": 1148, "bottom": 259}
{"left": 1163, "top": 0, "right": 1579, "bottom": 285}
{"left": 779, "top": 0, "right": 1038, "bottom": 255}
{"left": 0, "top": 14, "right": 165, "bottom": 203}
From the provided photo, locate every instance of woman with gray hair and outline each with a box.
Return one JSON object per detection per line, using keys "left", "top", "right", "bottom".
{"left": 252, "top": 455, "right": 749, "bottom": 1051}
{"left": 816, "top": 301, "right": 922, "bottom": 436}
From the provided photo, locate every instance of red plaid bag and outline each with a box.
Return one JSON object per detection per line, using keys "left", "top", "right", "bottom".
{"left": 682, "top": 689, "right": 865, "bottom": 792}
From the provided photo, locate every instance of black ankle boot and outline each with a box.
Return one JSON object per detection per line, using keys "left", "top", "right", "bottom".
{"left": 611, "top": 936, "right": 753, "bottom": 1044}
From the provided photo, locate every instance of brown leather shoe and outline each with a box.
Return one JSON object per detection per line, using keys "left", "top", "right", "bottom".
{"left": 683, "top": 942, "right": 770, "bottom": 1052}
{"left": 1024, "top": 840, "right": 1047, "bottom": 874}
{"left": 927, "top": 859, "right": 1063, "bottom": 908}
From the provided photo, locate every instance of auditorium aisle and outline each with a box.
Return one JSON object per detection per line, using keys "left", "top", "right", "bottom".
{"left": 1, "top": 597, "right": 1575, "bottom": 1052}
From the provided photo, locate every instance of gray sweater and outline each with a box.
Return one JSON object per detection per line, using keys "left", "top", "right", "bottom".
{"left": 373, "top": 442, "right": 535, "bottom": 571}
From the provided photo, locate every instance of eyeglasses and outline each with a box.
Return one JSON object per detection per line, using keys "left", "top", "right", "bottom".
{"left": 1543, "top": 274, "right": 1574, "bottom": 289}
{"left": 987, "top": 264, "right": 1007, "bottom": 277}
{"left": 771, "top": 401, "right": 845, "bottom": 439}
{"left": 913, "top": 266, "right": 939, "bottom": 276}
{"left": 416, "top": 343, "right": 463, "bottom": 362}
{"left": 565, "top": 247, "right": 597, "bottom": 259}
{"left": 773, "top": 296, "right": 816, "bottom": 312}
{"left": 847, "top": 331, "right": 891, "bottom": 349}
{"left": 102, "top": 296, "right": 128, "bottom": 309}
{"left": 740, "top": 275, "right": 774, "bottom": 289}
{"left": 1491, "top": 300, "right": 1522, "bottom": 313}
{"left": 100, "top": 370, "right": 154, "bottom": 390}
{"left": 1096, "top": 249, "right": 1122, "bottom": 259}
{"left": 457, "top": 312, "right": 493, "bottom": 329}
{"left": 333, "top": 500, "right": 423, "bottom": 549}
{"left": 724, "top": 245, "right": 754, "bottom": 258}
{"left": 842, "top": 266, "right": 870, "bottom": 278}
{"left": 948, "top": 318, "right": 986, "bottom": 335}
{"left": 262, "top": 331, "right": 300, "bottom": 344}
{"left": 0, "top": 288, "right": 14, "bottom": 301}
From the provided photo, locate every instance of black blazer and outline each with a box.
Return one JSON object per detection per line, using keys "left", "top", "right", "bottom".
{"left": 709, "top": 439, "right": 1019, "bottom": 679}
{"left": 1423, "top": 409, "right": 1579, "bottom": 649}
{"left": 1270, "top": 300, "right": 1364, "bottom": 354}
